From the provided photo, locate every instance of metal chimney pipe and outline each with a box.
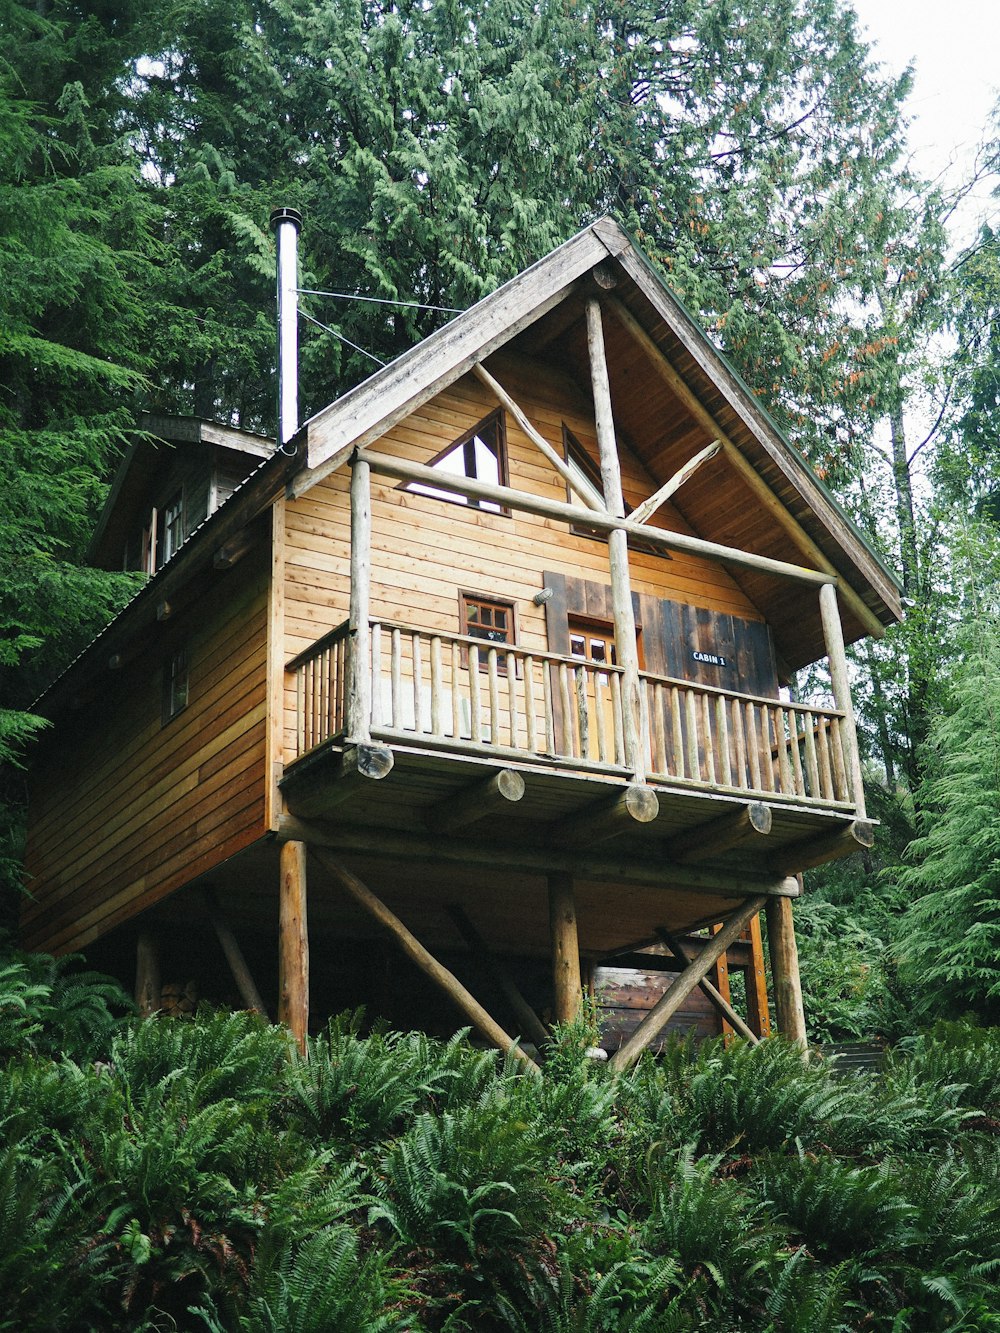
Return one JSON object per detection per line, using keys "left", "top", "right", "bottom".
{"left": 271, "top": 206, "right": 302, "bottom": 446}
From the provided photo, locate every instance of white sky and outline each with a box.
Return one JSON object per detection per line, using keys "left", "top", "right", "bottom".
{"left": 850, "top": 0, "right": 1000, "bottom": 246}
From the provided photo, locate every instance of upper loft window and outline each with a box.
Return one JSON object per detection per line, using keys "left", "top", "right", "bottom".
{"left": 159, "top": 492, "right": 184, "bottom": 566}
{"left": 563, "top": 425, "right": 666, "bottom": 558}
{"left": 404, "top": 410, "right": 508, "bottom": 513}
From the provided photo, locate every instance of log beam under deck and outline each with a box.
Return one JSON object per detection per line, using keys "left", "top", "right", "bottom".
{"left": 549, "top": 784, "right": 659, "bottom": 848}
{"left": 276, "top": 814, "right": 801, "bottom": 899}
{"left": 665, "top": 802, "right": 772, "bottom": 864}
{"left": 769, "top": 819, "right": 874, "bottom": 876}
{"left": 280, "top": 743, "right": 394, "bottom": 819}
{"left": 425, "top": 769, "right": 525, "bottom": 834}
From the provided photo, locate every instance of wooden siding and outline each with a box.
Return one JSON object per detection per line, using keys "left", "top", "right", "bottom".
{"left": 283, "top": 357, "right": 768, "bottom": 756}
{"left": 23, "top": 542, "right": 271, "bottom": 955}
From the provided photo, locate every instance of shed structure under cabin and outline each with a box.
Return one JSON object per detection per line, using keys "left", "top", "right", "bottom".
{"left": 23, "top": 220, "right": 901, "bottom": 1065}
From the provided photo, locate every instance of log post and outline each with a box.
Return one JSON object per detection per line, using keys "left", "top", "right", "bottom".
{"left": 765, "top": 894, "right": 807, "bottom": 1051}
{"left": 135, "top": 930, "right": 161, "bottom": 1017}
{"left": 548, "top": 872, "right": 583, "bottom": 1025}
{"left": 586, "top": 298, "right": 645, "bottom": 783}
{"left": 744, "top": 911, "right": 772, "bottom": 1037}
{"left": 819, "top": 582, "right": 866, "bottom": 819}
{"left": 609, "top": 895, "right": 767, "bottom": 1072}
{"left": 279, "top": 839, "right": 309, "bottom": 1052}
{"left": 446, "top": 905, "right": 550, "bottom": 1049}
{"left": 348, "top": 454, "right": 373, "bottom": 743}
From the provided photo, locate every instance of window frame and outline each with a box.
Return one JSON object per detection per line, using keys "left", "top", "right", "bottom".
{"left": 403, "top": 409, "right": 510, "bottom": 514}
{"left": 161, "top": 645, "right": 189, "bottom": 725}
{"left": 458, "top": 591, "right": 517, "bottom": 671}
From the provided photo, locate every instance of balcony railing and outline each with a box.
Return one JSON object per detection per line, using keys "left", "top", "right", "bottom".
{"left": 287, "top": 619, "right": 857, "bottom": 810}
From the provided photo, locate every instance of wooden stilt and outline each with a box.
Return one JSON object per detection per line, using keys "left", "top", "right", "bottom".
{"left": 548, "top": 872, "right": 583, "bottom": 1026}
{"left": 609, "top": 895, "right": 767, "bottom": 1072}
{"left": 765, "top": 894, "right": 807, "bottom": 1050}
{"left": 198, "top": 889, "right": 269, "bottom": 1018}
{"left": 311, "top": 848, "right": 540, "bottom": 1073}
{"left": 135, "top": 930, "right": 161, "bottom": 1017}
{"left": 446, "top": 905, "right": 550, "bottom": 1049}
{"left": 744, "top": 911, "right": 772, "bottom": 1037}
{"left": 655, "top": 927, "right": 759, "bottom": 1044}
{"left": 279, "top": 839, "right": 309, "bottom": 1052}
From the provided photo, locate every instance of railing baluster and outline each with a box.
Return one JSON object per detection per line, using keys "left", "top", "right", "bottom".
{"left": 803, "top": 711, "right": 821, "bottom": 797}
{"left": 524, "top": 655, "right": 538, "bottom": 753}
{"left": 411, "top": 632, "right": 424, "bottom": 734}
{"left": 790, "top": 712, "right": 806, "bottom": 796}
{"left": 451, "top": 641, "right": 462, "bottom": 739}
{"left": 759, "top": 706, "right": 775, "bottom": 792}
{"left": 506, "top": 652, "right": 519, "bottom": 750}
{"left": 685, "top": 689, "right": 701, "bottom": 781}
{"left": 594, "top": 671, "right": 609, "bottom": 764}
{"left": 469, "top": 645, "right": 482, "bottom": 743}
{"left": 487, "top": 648, "right": 501, "bottom": 745}
{"left": 370, "top": 623, "right": 383, "bottom": 727}
{"left": 731, "top": 697, "right": 747, "bottom": 788}
{"left": 701, "top": 693, "right": 716, "bottom": 785}
{"left": 816, "top": 717, "right": 835, "bottom": 800}
{"left": 776, "top": 707, "right": 793, "bottom": 795}
{"left": 390, "top": 627, "right": 402, "bottom": 729}
{"left": 639, "top": 679, "right": 652, "bottom": 777}
{"left": 430, "top": 635, "right": 442, "bottom": 737}
{"left": 716, "top": 694, "right": 732, "bottom": 787}
{"left": 543, "top": 664, "right": 555, "bottom": 754}
{"left": 296, "top": 667, "right": 305, "bottom": 757}
{"left": 830, "top": 716, "right": 849, "bottom": 800}
{"left": 670, "top": 685, "right": 685, "bottom": 779}
{"left": 611, "top": 673, "right": 625, "bottom": 766}
{"left": 746, "top": 702, "right": 762, "bottom": 790}
{"left": 575, "top": 665, "right": 589, "bottom": 758}
{"left": 558, "top": 662, "right": 574, "bottom": 758}
{"left": 653, "top": 683, "right": 667, "bottom": 774}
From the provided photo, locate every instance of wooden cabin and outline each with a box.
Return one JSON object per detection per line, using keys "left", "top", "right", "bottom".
{"left": 23, "top": 220, "right": 901, "bottom": 1067}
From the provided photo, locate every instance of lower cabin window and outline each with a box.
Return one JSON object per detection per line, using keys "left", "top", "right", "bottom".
{"left": 461, "top": 593, "right": 515, "bottom": 667}
{"left": 162, "top": 646, "right": 189, "bottom": 724}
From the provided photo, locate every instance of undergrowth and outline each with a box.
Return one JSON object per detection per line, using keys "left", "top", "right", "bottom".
{"left": 3, "top": 951, "right": 1000, "bottom": 1330}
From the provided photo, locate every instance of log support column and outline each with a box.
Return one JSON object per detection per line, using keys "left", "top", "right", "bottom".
{"left": 348, "top": 454, "right": 373, "bottom": 744}
{"left": 548, "top": 872, "right": 583, "bottom": 1026}
{"left": 135, "top": 930, "right": 161, "bottom": 1017}
{"left": 765, "top": 894, "right": 807, "bottom": 1050}
{"left": 279, "top": 839, "right": 309, "bottom": 1052}
{"left": 586, "top": 298, "right": 645, "bottom": 783}
{"left": 819, "top": 581, "right": 866, "bottom": 818}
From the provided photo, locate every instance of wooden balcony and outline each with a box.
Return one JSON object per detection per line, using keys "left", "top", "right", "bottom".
{"left": 287, "top": 618, "right": 858, "bottom": 815}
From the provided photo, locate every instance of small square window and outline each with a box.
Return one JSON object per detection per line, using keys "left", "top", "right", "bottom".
{"left": 162, "top": 646, "right": 189, "bottom": 724}
{"left": 460, "top": 593, "right": 516, "bottom": 670}
{"left": 159, "top": 492, "right": 184, "bottom": 566}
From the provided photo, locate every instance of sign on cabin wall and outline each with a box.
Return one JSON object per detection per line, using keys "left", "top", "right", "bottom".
{"left": 542, "top": 570, "right": 779, "bottom": 700}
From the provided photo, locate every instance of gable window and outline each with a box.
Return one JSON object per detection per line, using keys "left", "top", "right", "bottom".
{"left": 405, "top": 410, "right": 508, "bottom": 512}
{"left": 563, "top": 426, "right": 665, "bottom": 557}
{"left": 159, "top": 492, "right": 184, "bottom": 566}
{"left": 162, "top": 646, "right": 189, "bottom": 724}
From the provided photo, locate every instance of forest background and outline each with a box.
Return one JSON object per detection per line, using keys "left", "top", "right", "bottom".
{"left": 4, "top": 0, "right": 1000, "bottom": 1038}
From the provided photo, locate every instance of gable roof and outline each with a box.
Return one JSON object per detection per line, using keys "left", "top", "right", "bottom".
{"left": 293, "top": 217, "right": 900, "bottom": 665}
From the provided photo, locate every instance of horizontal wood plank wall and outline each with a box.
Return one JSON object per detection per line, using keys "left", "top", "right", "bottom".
{"left": 283, "top": 358, "right": 766, "bottom": 758}
{"left": 23, "top": 541, "right": 271, "bottom": 955}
